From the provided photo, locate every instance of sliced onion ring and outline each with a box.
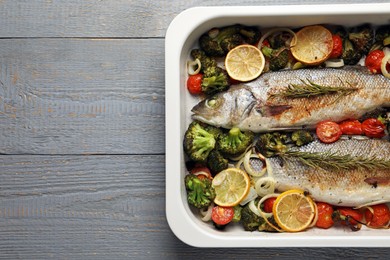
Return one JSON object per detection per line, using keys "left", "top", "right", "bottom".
{"left": 255, "top": 177, "right": 276, "bottom": 197}
{"left": 257, "top": 28, "right": 297, "bottom": 49}
{"left": 240, "top": 187, "right": 258, "bottom": 206}
{"left": 243, "top": 151, "right": 267, "bottom": 177}
{"left": 325, "top": 58, "right": 344, "bottom": 68}
{"left": 249, "top": 200, "right": 262, "bottom": 217}
{"left": 187, "top": 58, "right": 201, "bottom": 75}
{"left": 381, "top": 53, "right": 390, "bottom": 79}
{"left": 200, "top": 203, "right": 214, "bottom": 222}
{"left": 257, "top": 193, "right": 279, "bottom": 219}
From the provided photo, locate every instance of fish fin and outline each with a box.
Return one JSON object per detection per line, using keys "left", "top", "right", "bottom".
{"left": 257, "top": 104, "right": 292, "bottom": 116}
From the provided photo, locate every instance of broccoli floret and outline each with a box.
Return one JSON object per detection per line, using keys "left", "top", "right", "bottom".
{"left": 183, "top": 121, "right": 218, "bottom": 163}
{"left": 201, "top": 67, "right": 230, "bottom": 95}
{"left": 184, "top": 174, "right": 216, "bottom": 209}
{"left": 240, "top": 200, "right": 265, "bottom": 231}
{"left": 341, "top": 38, "right": 362, "bottom": 65}
{"left": 232, "top": 205, "right": 242, "bottom": 222}
{"left": 375, "top": 25, "right": 390, "bottom": 47}
{"left": 291, "top": 130, "right": 314, "bottom": 147}
{"left": 217, "top": 127, "right": 254, "bottom": 157}
{"left": 207, "top": 150, "right": 228, "bottom": 175}
{"left": 239, "top": 25, "right": 261, "bottom": 45}
{"left": 190, "top": 49, "right": 217, "bottom": 73}
{"left": 348, "top": 24, "right": 374, "bottom": 56}
{"left": 262, "top": 46, "right": 289, "bottom": 71}
{"left": 255, "top": 132, "right": 289, "bottom": 158}
{"left": 199, "top": 25, "right": 244, "bottom": 57}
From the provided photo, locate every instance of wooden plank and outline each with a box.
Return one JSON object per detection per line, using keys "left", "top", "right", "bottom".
{"left": 0, "top": 0, "right": 385, "bottom": 38}
{"left": 0, "top": 154, "right": 387, "bottom": 259}
{"left": 0, "top": 38, "right": 165, "bottom": 155}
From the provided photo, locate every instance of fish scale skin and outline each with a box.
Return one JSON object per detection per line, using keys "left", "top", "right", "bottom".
{"left": 267, "top": 138, "right": 390, "bottom": 207}
{"left": 191, "top": 66, "right": 390, "bottom": 132}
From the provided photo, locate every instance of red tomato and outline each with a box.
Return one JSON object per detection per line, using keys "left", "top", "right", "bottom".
{"left": 365, "top": 50, "right": 385, "bottom": 74}
{"left": 190, "top": 166, "right": 212, "bottom": 180}
{"left": 316, "top": 121, "right": 342, "bottom": 143}
{"left": 339, "top": 119, "right": 363, "bottom": 135}
{"left": 211, "top": 206, "right": 234, "bottom": 226}
{"left": 337, "top": 207, "right": 364, "bottom": 226}
{"left": 187, "top": 74, "right": 203, "bottom": 94}
{"left": 364, "top": 204, "right": 390, "bottom": 228}
{"left": 263, "top": 197, "right": 276, "bottom": 213}
{"left": 315, "top": 202, "right": 334, "bottom": 229}
{"left": 329, "top": 34, "right": 343, "bottom": 59}
{"left": 361, "top": 118, "right": 386, "bottom": 138}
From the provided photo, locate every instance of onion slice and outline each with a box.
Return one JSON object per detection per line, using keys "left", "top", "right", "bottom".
{"left": 381, "top": 53, "right": 390, "bottom": 79}
{"left": 200, "top": 203, "right": 214, "bottom": 222}
{"left": 257, "top": 28, "right": 297, "bottom": 50}
{"left": 257, "top": 193, "right": 279, "bottom": 219}
{"left": 325, "top": 58, "right": 344, "bottom": 68}
{"left": 255, "top": 177, "right": 276, "bottom": 197}
{"left": 243, "top": 150, "right": 267, "bottom": 177}
{"left": 249, "top": 200, "right": 262, "bottom": 217}
{"left": 187, "top": 58, "right": 201, "bottom": 75}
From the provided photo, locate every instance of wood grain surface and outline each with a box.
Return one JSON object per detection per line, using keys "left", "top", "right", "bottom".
{"left": 0, "top": 0, "right": 389, "bottom": 259}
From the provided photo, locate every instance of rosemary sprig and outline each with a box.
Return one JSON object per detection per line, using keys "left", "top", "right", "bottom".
{"left": 271, "top": 78, "right": 358, "bottom": 99}
{"left": 281, "top": 150, "right": 390, "bottom": 171}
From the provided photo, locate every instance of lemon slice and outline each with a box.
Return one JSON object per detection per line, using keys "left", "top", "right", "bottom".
{"left": 225, "top": 44, "right": 265, "bottom": 82}
{"left": 212, "top": 168, "right": 250, "bottom": 207}
{"left": 272, "top": 189, "right": 316, "bottom": 232}
{"left": 290, "top": 25, "right": 333, "bottom": 65}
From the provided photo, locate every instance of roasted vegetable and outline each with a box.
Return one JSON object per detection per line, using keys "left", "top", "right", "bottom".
{"left": 255, "top": 132, "right": 289, "bottom": 157}
{"left": 341, "top": 38, "right": 363, "bottom": 65}
{"left": 183, "top": 121, "right": 219, "bottom": 163}
{"left": 238, "top": 25, "right": 262, "bottom": 45}
{"left": 375, "top": 24, "right": 390, "bottom": 46}
{"left": 348, "top": 23, "right": 374, "bottom": 55}
{"left": 207, "top": 149, "right": 228, "bottom": 175}
{"left": 291, "top": 130, "right": 314, "bottom": 147}
{"left": 190, "top": 49, "right": 217, "bottom": 73}
{"left": 217, "top": 127, "right": 254, "bottom": 157}
{"left": 262, "top": 46, "right": 290, "bottom": 71}
{"left": 240, "top": 200, "right": 265, "bottom": 231}
{"left": 202, "top": 66, "right": 230, "bottom": 95}
{"left": 184, "top": 174, "right": 216, "bottom": 209}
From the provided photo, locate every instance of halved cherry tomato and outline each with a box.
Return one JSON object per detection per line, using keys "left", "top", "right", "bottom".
{"left": 361, "top": 118, "right": 386, "bottom": 138}
{"left": 316, "top": 121, "right": 342, "bottom": 143}
{"left": 190, "top": 166, "right": 212, "bottom": 180}
{"left": 211, "top": 206, "right": 234, "bottom": 226}
{"left": 336, "top": 207, "right": 364, "bottom": 226}
{"left": 339, "top": 119, "right": 363, "bottom": 135}
{"left": 364, "top": 204, "right": 390, "bottom": 228}
{"left": 365, "top": 50, "right": 385, "bottom": 74}
{"left": 329, "top": 34, "right": 343, "bottom": 59}
{"left": 187, "top": 73, "right": 203, "bottom": 94}
{"left": 263, "top": 197, "right": 276, "bottom": 213}
{"left": 315, "top": 202, "right": 334, "bottom": 229}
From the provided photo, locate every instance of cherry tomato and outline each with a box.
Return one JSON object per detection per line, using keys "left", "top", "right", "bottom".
{"left": 316, "top": 121, "right": 342, "bottom": 143}
{"left": 187, "top": 73, "right": 203, "bottom": 94}
{"left": 365, "top": 50, "right": 385, "bottom": 74}
{"left": 190, "top": 166, "right": 212, "bottom": 180}
{"left": 339, "top": 119, "right": 363, "bottom": 135}
{"left": 361, "top": 118, "right": 386, "bottom": 138}
{"left": 315, "top": 202, "right": 334, "bottom": 229}
{"left": 263, "top": 197, "right": 276, "bottom": 213}
{"left": 329, "top": 34, "right": 343, "bottom": 59}
{"left": 364, "top": 204, "right": 390, "bottom": 228}
{"left": 211, "top": 206, "right": 234, "bottom": 226}
{"left": 336, "top": 207, "right": 363, "bottom": 226}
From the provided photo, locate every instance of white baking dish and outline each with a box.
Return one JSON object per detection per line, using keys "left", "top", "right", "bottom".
{"left": 165, "top": 4, "right": 390, "bottom": 247}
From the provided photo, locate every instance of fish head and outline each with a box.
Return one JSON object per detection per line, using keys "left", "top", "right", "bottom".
{"left": 191, "top": 85, "right": 257, "bottom": 128}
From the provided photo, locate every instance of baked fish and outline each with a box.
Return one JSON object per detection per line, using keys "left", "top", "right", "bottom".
{"left": 192, "top": 66, "right": 390, "bottom": 132}
{"left": 265, "top": 138, "right": 390, "bottom": 207}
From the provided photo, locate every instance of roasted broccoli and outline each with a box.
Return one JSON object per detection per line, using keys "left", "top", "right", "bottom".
{"left": 202, "top": 66, "right": 230, "bottom": 95}
{"left": 240, "top": 200, "right": 265, "bottom": 231}
{"left": 255, "top": 132, "right": 289, "bottom": 157}
{"left": 341, "top": 38, "right": 363, "bottom": 65}
{"left": 262, "top": 46, "right": 290, "bottom": 71}
{"left": 217, "top": 127, "right": 254, "bottom": 157}
{"left": 232, "top": 205, "right": 242, "bottom": 223}
{"left": 348, "top": 23, "right": 374, "bottom": 56}
{"left": 190, "top": 49, "right": 217, "bottom": 73}
{"left": 199, "top": 24, "right": 261, "bottom": 57}
{"left": 375, "top": 25, "right": 390, "bottom": 47}
{"left": 291, "top": 130, "right": 314, "bottom": 147}
{"left": 207, "top": 149, "right": 228, "bottom": 175}
{"left": 184, "top": 174, "right": 216, "bottom": 209}
{"left": 183, "top": 121, "right": 219, "bottom": 163}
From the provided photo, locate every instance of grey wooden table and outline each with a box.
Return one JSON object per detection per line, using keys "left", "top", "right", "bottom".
{"left": 1, "top": 0, "right": 389, "bottom": 259}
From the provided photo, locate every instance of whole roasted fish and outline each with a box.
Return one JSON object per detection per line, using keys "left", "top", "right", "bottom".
{"left": 192, "top": 66, "right": 390, "bottom": 132}
{"left": 265, "top": 138, "right": 390, "bottom": 207}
